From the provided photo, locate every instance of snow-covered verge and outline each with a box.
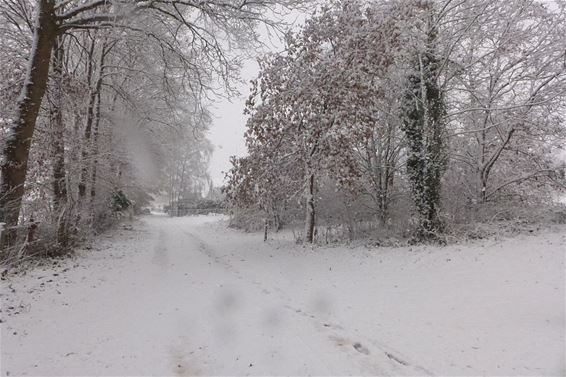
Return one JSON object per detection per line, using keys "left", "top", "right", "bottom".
{"left": 1, "top": 214, "right": 564, "bottom": 376}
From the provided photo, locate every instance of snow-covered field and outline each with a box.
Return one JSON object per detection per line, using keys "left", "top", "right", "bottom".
{"left": 1, "top": 215, "right": 564, "bottom": 376}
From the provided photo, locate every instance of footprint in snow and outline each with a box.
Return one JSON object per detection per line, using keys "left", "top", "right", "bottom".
{"left": 353, "top": 342, "right": 370, "bottom": 355}
{"left": 330, "top": 335, "right": 370, "bottom": 355}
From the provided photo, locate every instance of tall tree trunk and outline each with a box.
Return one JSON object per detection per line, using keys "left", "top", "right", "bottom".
{"left": 51, "top": 36, "right": 67, "bottom": 215}
{"left": 0, "top": 0, "right": 58, "bottom": 249}
{"left": 401, "top": 9, "right": 447, "bottom": 242}
{"left": 78, "top": 38, "right": 98, "bottom": 202}
{"left": 50, "top": 35, "right": 70, "bottom": 247}
{"left": 304, "top": 173, "right": 315, "bottom": 243}
{"left": 79, "top": 38, "right": 105, "bottom": 226}
{"left": 89, "top": 90, "right": 102, "bottom": 210}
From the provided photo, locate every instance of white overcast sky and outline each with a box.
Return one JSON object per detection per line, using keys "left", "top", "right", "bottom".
{"left": 207, "top": 13, "right": 306, "bottom": 187}
{"left": 207, "top": 60, "right": 261, "bottom": 186}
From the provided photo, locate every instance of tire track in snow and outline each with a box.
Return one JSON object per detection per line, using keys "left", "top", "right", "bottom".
{"left": 151, "top": 229, "right": 169, "bottom": 268}
{"left": 182, "top": 228, "right": 435, "bottom": 376}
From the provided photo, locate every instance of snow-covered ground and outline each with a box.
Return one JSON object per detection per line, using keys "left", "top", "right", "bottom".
{"left": 1, "top": 215, "right": 564, "bottom": 376}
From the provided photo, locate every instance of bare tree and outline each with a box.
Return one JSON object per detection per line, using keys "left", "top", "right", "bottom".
{"left": 0, "top": 0, "right": 307, "bottom": 249}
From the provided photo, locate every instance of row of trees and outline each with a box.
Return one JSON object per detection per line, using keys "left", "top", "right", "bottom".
{"left": 0, "top": 0, "right": 306, "bottom": 258}
{"left": 225, "top": 0, "right": 566, "bottom": 243}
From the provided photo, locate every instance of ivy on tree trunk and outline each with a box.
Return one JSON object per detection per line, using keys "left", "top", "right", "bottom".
{"left": 401, "top": 17, "right": 447, "bottom": 242}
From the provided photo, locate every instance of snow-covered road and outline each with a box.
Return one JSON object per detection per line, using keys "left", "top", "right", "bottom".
{"left": 2, "top": 215, "right": 565, "bottom": 376}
